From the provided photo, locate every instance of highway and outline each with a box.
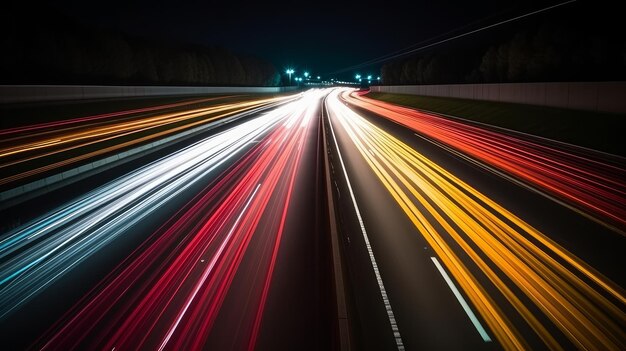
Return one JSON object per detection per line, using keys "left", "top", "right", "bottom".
{"left": 0, "top": 91, "right": 333, "bottom": 350}
{"left": 346, "top": 92, "right": 626, "bottom": 233}
{"left": 0, "top": 94, "right": 292, "bottom": 189}
{"left": 324, "top": 88, "right": 625, "bottom": 350}
{"left": 0, "top": 87, "right": 624, "bottom": 350}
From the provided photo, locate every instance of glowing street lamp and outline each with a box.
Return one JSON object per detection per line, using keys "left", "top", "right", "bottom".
{"left": 286, "top": 69, "right": 295, "bottom": 85}
{"left": 304, "top": 72, "right": 309, "bottom": 79}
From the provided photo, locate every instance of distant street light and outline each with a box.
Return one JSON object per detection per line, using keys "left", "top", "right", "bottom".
{"left": 286, "top": 69, "right": 295, "bottom": 85}
{"left": 367, "top": 75, "right": 372, "bottom": 80}
{"left": 304, "top": 72, "right": 309, "bottom": 78}
{"left": 317, "top": 76, "right": 321, "bottom": 80}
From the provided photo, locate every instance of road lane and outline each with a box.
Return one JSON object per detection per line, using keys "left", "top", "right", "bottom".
{"left": 348, "top": 91, "right": 626, "bottom": 233}
{"left": 0, "top": 90, "right": 333, "bottom": 350}
{"left": 325, "top": 88, "right": 625, "bottom": 350}
{"left": 253, "top": 93, "right": 333, "bottom": 350}
{"left": 0, "top": 94, "right": 294, "bottom": 189}
{"left": 2, "top": 86, "right": 623, "bottom": 350}
{"left": 326, "top": 95, "right": 406, "bottom": 350}
{"left": 325, "top": 89, "right": 498, "bottom": 350}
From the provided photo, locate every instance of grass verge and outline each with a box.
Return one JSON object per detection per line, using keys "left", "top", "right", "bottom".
{"left": 366, "top": 92, "right": 625, "bottom": 157}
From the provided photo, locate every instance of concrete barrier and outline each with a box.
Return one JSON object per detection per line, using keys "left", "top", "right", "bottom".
{"left": 370, "top": 81, "right": 626, "bottom": 114}
{"left": 321, "top": 96, "right": 352, "bottom": 351}
{"left": 0, "top": 85, "right": 298, "bottom": 104}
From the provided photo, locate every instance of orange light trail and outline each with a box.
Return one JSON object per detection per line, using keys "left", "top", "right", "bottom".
{"left": 327, "top": 89, "right": 626, "bottom": 350}
{"left": 13, "top": 90, "right": 323, "bottom": 350}
{"left": 346, "top": 91, "right": 626, "bottom": 233}
{"left": 0, "top": 95, "right": 294, "bottom": 186}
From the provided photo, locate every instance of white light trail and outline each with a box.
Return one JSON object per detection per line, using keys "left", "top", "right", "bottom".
{"left": 0, "top": 92, "right": 325, "bottom": 319}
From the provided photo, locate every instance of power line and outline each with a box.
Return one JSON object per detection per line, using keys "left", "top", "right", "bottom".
{"left": 328, "top": 0, "right": 576, "bottom": 75}
{"left": 334, "top": 7, "right": 513, "bottom": 73}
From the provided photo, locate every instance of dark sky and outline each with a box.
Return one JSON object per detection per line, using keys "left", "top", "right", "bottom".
{"left": 46, "top": 0, "right": 600, "bottom": 79}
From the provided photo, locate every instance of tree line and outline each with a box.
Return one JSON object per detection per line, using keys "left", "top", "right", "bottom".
{"left": 381, "top": 4, "right": 626, "bottom": 85}
{"left": 0, "top": 9, "right": 281, "bottom": 86}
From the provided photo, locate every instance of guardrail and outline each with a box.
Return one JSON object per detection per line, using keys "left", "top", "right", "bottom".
{"left": 370, "top": 81, "right": 626, "bottom": 114}
{"left": 0, "top": 85, "right": 299, "bottom": 104}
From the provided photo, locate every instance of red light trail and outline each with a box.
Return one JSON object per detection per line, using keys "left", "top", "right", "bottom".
{"left": 347, "top": 91, "right": 626, "bottom": 232}
{"left": 32, "top": 91, "right": 321, "bottom": 350}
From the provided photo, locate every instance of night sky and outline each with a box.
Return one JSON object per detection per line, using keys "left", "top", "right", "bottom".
{"left": 47, "top": 0, "right": 578, "bottom": 78}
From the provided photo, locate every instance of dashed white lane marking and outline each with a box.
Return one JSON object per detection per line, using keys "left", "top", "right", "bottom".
{"left": 430, "top": 256, "right": 492, "bottom": 342}
{"left": 327, "top": 106, "right": 405, "bottom": 350}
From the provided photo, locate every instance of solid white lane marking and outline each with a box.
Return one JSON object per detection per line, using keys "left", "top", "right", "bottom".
{"left": 326, "top": 100, "right": 405, "bottom": 351}
{"left": 430, "top": 256, "right": 492, "bottom": 342}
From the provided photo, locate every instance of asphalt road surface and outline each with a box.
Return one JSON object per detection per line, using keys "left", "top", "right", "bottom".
{"left": 324, "top": 88, "right": 625, "bottom": 350}
{"left": 1, "top": 87, "right": 624, "bottom": 350}
{"left": 0, "top": 90, "right": 333, "bottom": 350}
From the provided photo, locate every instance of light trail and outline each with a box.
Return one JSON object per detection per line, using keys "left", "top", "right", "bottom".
{"left": 0, "top": 95, "right": 234, "bottom": 136}
{"left": 0, "top": 94, "right": 293, "bottom": 187}
{"left": 157, "top": 182, "right": 262, "bottom": 351}
{"left": 326, "top": 89, "right": 626, "bottom": 350}
{"left": 0, "top": 94, "right": 303, "bottom": 320}
{"left": 27, "top": 89, "right": 325, "bottom": 350}
{"left": 346, "top": 91, "right": 626, "bottom": 233}
{"left": 326, "top": 94, "right": 406, "bottom": 350}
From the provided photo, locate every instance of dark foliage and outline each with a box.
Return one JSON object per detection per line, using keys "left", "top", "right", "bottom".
{"left": 0, "top": 8, "right": 281, "bottom": 86}
{"left": 380, "top": 2, "right": 626, "bottom": 85}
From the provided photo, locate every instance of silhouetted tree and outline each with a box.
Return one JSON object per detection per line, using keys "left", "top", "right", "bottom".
{"left": 378, "top": 4, "right": 626, "bottom": 85}
{"left": 0, "top": 6, "right": 281, "bottom": 86}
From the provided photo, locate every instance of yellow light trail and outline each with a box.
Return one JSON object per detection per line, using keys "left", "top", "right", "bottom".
{"left": 327, "top": 90, "right": 626, "bottom": 351}
{"left": 0, "top": 95, "right": 293, "bottom": 186}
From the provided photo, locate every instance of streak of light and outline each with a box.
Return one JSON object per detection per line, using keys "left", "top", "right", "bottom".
{"left": 0, "top": 95, "right": 299, "bottom": 319}
{"left": 0, "top": 96, "right": 234, "bottom": 136}
{"left": 327, "top": 98, "right": 405, "bottom": 350}
{"left": 25, "top": 89, "right": 326, "bottom": 350}
{"left": 346, "top": 92, "right": 626, "bottom": 233}
{"left": 326, "top": 89, "right": 626, "bottom": 350}
{"left": 0, "top": 95, "right": 295, "bottom": 187}
{"left": 157, "top": 182, "right": 262, "bottom": 351}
